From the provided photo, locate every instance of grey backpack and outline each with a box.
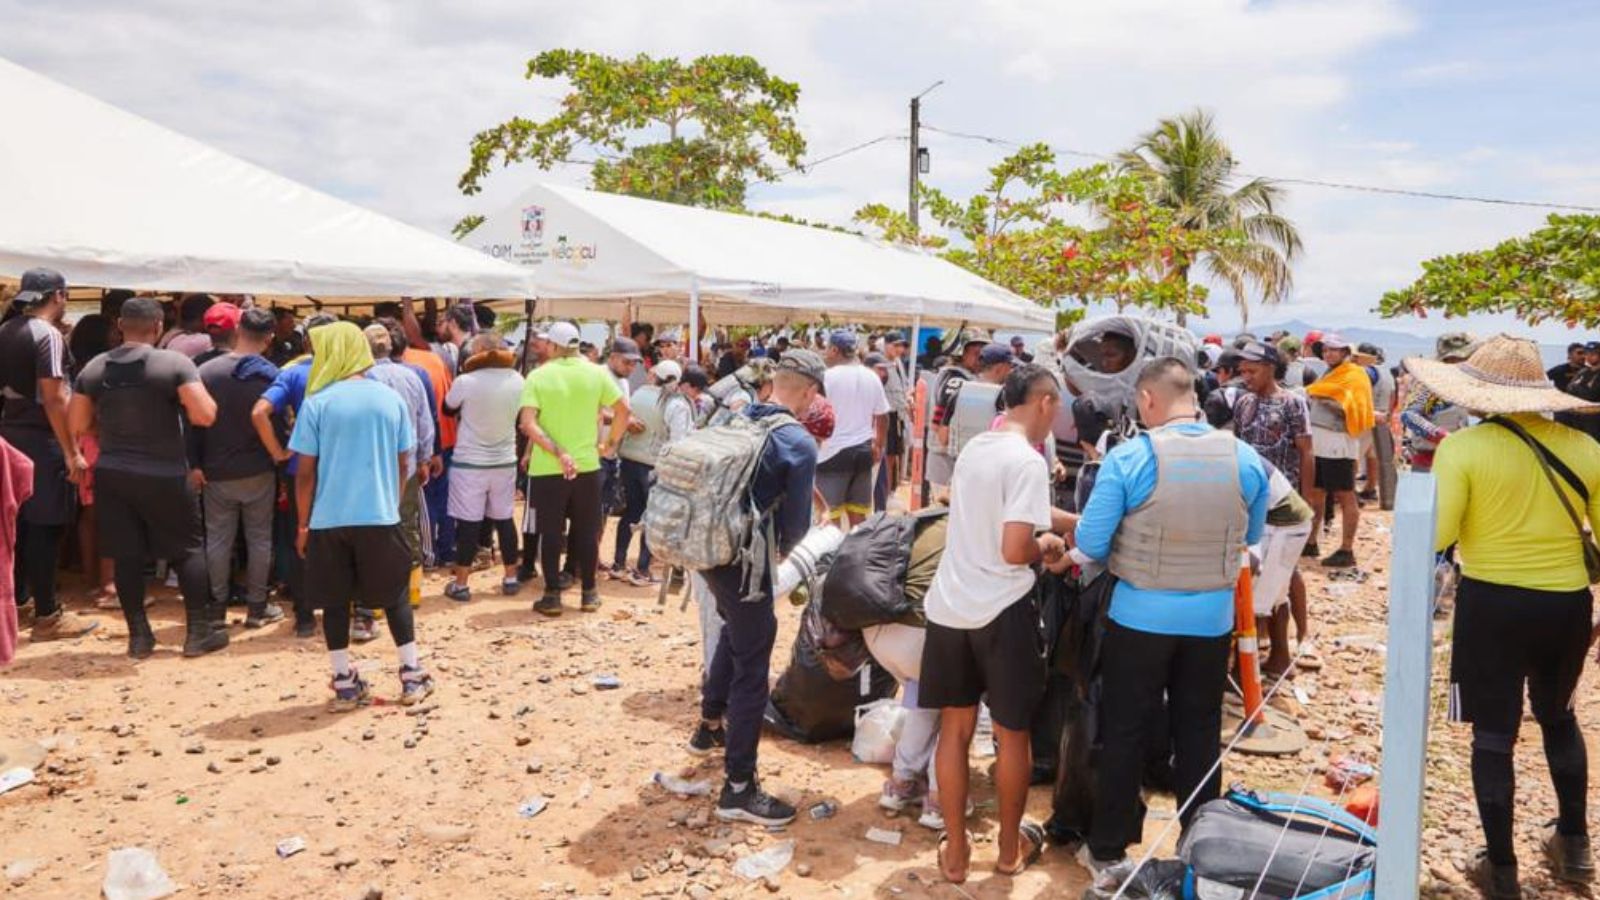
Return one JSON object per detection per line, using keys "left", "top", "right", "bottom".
{"left": 644, "top": 412, "right": 799, "bottom": 596}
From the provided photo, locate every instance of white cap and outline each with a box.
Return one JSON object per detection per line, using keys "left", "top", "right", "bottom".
{"left": 653, "top": 360, "right": 684, "bottom": 384}
{"left": 547, "top": 321, "right": 581, "bottom": 349}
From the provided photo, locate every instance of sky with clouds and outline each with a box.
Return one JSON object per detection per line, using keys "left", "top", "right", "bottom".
{"left": 3, "top": 0, "right": 1597, "bottom": 338}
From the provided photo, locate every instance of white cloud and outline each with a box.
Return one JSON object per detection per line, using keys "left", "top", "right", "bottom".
{"left": 0, "top": 0, "right": 1590, "bottom": 336}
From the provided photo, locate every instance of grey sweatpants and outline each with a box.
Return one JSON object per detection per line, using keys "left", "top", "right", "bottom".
{"left": 203, "top": 472, "right": 276, "bottom": 607}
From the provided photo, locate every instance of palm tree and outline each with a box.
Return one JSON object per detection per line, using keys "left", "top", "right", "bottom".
{"left": 1117, "top": 109, "right": 1303, "bottom": 329}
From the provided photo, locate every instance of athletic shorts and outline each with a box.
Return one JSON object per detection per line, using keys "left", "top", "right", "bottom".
{"left": 926, "top": 450, "right": 955, "bottom": 488}
{"left": 1314, "top": 457, "right": 1356, "bottom": 493}
{"left": 447, "top": 465, "right": 517, "bottom": 521}
{"left": 1253, "top": 521, "right": 1312, "bottom": 616}
{"left": 96, "top": 468, "right": 200, "bottom": 561}
{"left": 817, "top": 441, "right": 875, "bottom": 517}
{"left": 918, "top": 591, "right": 1046, "bottom": 731}
{"left": 306, "top": 524, "right": 412, "bottom": 613}
{"left": 885, "top": 412, "right": 905, "bottom": 457}
{"left": 1448, "top": 577, "right": 1592, "bottom": 733}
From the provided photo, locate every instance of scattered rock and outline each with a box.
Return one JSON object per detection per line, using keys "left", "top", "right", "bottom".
{"left": 515, "top": 736, "right": 532, "bottom": 747}
{"left": 266, "top": 756, "right": 282, "bottom": 767}
{"left": 120, "top": 790, "right": 140, "bottom": 801}
{"left": 184, "top": 742, "right": 205, "bottom": 755}
{"left": 206, "top": 762, "right": 222, "bottom": 774}
{"left": 6, "top": 858, "right": 43, "bottom": 886}
{"left": 796, "top": 863, "right": 812, "bottom": 877}
{"left": 686, "top": 885, "right": 713, "bottom": 900}
{"left": 402, "top": 738, "right": 417, "bottom": 750}
{"left": 352, "top": 885, "right": 382, "bottom": 900}
{"left": 570, "top": 683, "right": 590, "bottom": 696}
{"left": 630, "top": 866, "right": 650, "bottom": 882}
{"left": 333, "top": 853, "right": 359, "bottom": 871}
{"left": 525, "top": 759, "right": 544, "bottom": 774}
{"left": 362, "top": 730, "right": 375, "bottom": 742}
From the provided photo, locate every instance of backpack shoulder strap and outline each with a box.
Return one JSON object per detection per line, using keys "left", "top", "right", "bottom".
{"left": 1488, "top": 417, "right": 1590, "bottom": 538}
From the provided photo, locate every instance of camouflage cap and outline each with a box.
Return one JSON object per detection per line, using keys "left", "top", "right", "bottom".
{"left": 1435, "top": 332, "right": 1478, "bottom": 362}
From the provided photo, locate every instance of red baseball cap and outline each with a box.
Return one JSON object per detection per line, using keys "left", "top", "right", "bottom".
{"left": 1203, "top": 333, "right": 1223, "bottom": 346}
{"left": 203, "top": 302, "right": 242, "bottom": 332}
{"left": 1304, "top": 329, "right": 1324, "bottom": 345}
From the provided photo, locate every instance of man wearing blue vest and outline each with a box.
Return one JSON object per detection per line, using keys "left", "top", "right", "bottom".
{"left": 1071, "top": 357, "right": 1270, "bottom": 875}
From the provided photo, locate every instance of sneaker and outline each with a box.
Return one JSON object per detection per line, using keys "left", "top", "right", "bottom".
{"left": 1544, "top": 823, "right": 1595, "bottom": 884}
{"left": 350, "top": 613, "right": 379, "bottom": 644}
{"left": 534, "top": 593, "right": 563, "bottom": 617}
{"left": 294, "top": 618, "right": 318, "bottom": 639}
{"left": 878, "top": 776, "right": 926, "bottom": 813}
{"left": 555, "top": 571, "right": 576, "bottom": 591}
{"left": 1320, "top": 549, "right": 1357, "bottom": 569}
{"left": 916, "top": 794, "right": 974, "bottom": 831}
{"left": 1470, "top": 852, "right": 1522, "bottom": 899}
{"left": 16, "top": 600, "right": 34, "bottom": 629}
{"left": 517, "top": 564, "right": 538, "bottom": 584}
{"left": 625, "top": 569, "right": 659, "bottom": 587}
{"left": 687, "top": 722, "right": 726, "bottom": 756}
{"left": 127, "top": 626, "right": 156, "bottom": 660}
{"left": 501, "top": 578, "right": 521, "bottom": 596}
{"left": 443, "top": 582, "right": 472, "bottom": 603}
{"left": 1301, "top": 540, "right": 1320, "bottom": 559}
{"left": 95, "top": 591, "right": 121, "bottom": 610}
{"left": 181, "top": 622, "right": 229, "bottom": 658}
{"left": 599, "top": 563, "right": 623, "bottom": 581}
{"left": 328, "top": 668, "right": 371, "bottom": 713}
{"left": 29, "top": 610, "right": 100, "bottom": 642}
{"left": 399, "top": 665, "right": 435, "bottom": 706}
{"left": 245, "top": 602, "right": 286, "bottom": 629}
{"left": 580, "top": 591, "right": 602, "bottom": 613}
{"left": 715, "top": 779, "right": 795, "bottom": 827}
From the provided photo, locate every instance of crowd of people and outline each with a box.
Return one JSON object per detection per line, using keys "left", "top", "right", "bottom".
{"left": 2, "top": 264, "right": 1596, "bottom": 898}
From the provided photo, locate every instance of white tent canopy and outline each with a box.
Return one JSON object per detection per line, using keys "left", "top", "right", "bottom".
{"left": 467, "top": 183, "right": 1053, "bottom": 331}
{"left": 0, "top": 56, "right": 532, "bottom": 302}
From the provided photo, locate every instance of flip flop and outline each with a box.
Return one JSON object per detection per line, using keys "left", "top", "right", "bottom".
{"left": 937, "top": 829, "right": 972, "bottom": 885}
{"left": 995, "top": 820, "right": 1046, "bottom": 876}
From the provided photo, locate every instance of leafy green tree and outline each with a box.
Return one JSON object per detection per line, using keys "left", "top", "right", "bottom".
{"left": 1379, "top": 214, "right": 1600, "bottom": 327}
{"left": 1116, "top": 109, "right": 1302, "bottom": 327}
{"left": 855, "top": 144, "right": 1235, "bottom": 319}
{"left": 458, "top": 50, "right": 806, "bottom": 213}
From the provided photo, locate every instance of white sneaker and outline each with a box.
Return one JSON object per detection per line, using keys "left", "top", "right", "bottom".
{"left": 1076, "top": 843, "right": 1129, "bottom": 878}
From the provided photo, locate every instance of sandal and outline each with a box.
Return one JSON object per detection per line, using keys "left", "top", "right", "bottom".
{"left": 996, "top": 820, "right": 1046, "bottom": 876}
{"left": 936, "top": 829, "right": 972, "bottom": 885}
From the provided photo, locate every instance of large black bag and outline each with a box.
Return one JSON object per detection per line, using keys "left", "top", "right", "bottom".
{"left": 1178, "top": 787, "right": 1377, "bottom": 899}
{"left": 819, "top": 510, "right": 946, "bottom": 630}
{"left": 764, "top": 597, "right": 899, "bottom": 743}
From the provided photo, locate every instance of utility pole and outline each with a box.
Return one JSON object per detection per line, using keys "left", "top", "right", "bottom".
{"left": 908, "top": 81, "right": 942, "bottom": 233}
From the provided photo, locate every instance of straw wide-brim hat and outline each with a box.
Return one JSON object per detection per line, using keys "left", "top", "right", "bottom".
{"left": 1405, "top": 334, "right": 1600, "bottom": 415}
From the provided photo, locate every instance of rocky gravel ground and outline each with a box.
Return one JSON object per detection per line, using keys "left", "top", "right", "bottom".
{"left": 2, "top": 511, "right": 1596, "bottom": 898}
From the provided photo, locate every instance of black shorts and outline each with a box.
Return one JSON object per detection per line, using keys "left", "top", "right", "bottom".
{"left": 885, "top": 412, "right": 904, "bottom": 457}
{"left": 918, "top": 591, "right": 1046, "bottom": 731}
{"left": 816, "top": 441, "right": 875, "bottom": 516}
{"left": 306, "top": 525, "right": 413, "bottom": 613}
{"left": 1449, "top": 577, "right": 1593, "bottom": 734}
{"left": 96, "top": 469, "right": 200, "bottom": 561}
{"left": 1, "top": 426, "right": 74, "bottom": 526}
{"left": 1314, "top": 457, "right": 1356, "bottom": 493}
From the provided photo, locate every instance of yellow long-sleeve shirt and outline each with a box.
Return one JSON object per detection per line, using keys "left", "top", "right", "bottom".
{"left": 1433, "top": 412, "right": 1600, "bottom": 592}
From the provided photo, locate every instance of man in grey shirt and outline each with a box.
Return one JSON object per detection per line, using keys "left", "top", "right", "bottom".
{"left": 1358, "top": 342, "right": 1398, "bottom": 511}
{"left": 882, "top": 331, "right": 913, "bottom": 492}
{"left": 191, "top": 307, "right": 284, "bottom": 629}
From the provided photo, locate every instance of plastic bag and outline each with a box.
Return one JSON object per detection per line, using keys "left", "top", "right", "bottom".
{"left": 102, "top": 848, "right": 177, "bottom": 900}
{"left": 732, "top": 840, "right": 794, "bottom": 880}
{"left": 850, "top": 699, "right": 906, "bottom": 764}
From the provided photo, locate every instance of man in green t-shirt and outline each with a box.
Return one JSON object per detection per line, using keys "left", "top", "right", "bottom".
{"left": 518, "top": 322, "right": 631, "bottom": 615}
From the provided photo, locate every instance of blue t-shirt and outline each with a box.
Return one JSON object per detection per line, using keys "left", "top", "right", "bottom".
{"left": 1074, "top": 422, "right": 1270, "bottom": 637}
{"left": 262, "top": 358, "right": 312, "bottom": 474}
{"left": 288, "top": 379, "right": 416, "bottom": 530}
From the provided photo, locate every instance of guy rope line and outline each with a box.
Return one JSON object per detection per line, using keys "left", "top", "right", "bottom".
{"left": 1109, "top": 628, "right": 1390, "bottom": 899}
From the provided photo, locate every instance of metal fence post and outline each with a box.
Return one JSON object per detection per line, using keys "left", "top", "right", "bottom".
{"left": 1375, "top": 471, "right": 1438, "bottom": 896}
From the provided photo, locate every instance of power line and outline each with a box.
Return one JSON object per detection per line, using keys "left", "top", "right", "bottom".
{"left": 920, "top": 123, "right": 1600, "bottom": 214}
{"left": 769, "top": 133, "right": 906, "bottom": 179}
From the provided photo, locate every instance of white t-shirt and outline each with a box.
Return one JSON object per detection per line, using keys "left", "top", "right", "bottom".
{"left": 1311, "top": 424, "right": 1362, "bottom": 460}
{"left": 444, "top": 367, "right": 525, "bottom": 467}
{"left": 818, "top": 363, "right": 889, "bottom": 463}
{"left": 924, "top": 430, "right": 1053, "bottom": 630}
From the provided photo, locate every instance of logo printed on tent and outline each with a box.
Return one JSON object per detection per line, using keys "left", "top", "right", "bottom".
{"left": 520, "top": 205, "right": 545, "bottom": 246}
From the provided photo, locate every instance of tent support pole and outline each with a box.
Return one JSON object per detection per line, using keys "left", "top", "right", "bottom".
{"left": 519, "top": 298, "right": 533, "bottom": 373}
{"left": 688, "top": 276, "right": 701, "bottom": 366}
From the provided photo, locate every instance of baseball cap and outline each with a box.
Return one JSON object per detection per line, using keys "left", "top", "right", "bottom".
{"left": 652, "top": 360, "right": 684, "bottom": 384}
{"left": 546, "top": 321, "right": 581, "bottom": 349}
{"left": 611, "top": 336, "right": 643, "bottom": 361}
{"left": 203, "top": 302, "right": 242, "bottom": 332}
{"left": 1437, "top": 332, "right": 1479, "bottom": 362}
{"left": 884, "top": 330, "right": 909, "bottom": 346}
{"left": 13, "top": 267, "right": 66, "bottom": 305}
{"left": 828, "top": 330, "right": 858, "bottom": 354}
{"left": 1356, "top": 341, "right": 1385, "bottom": 363}
{"left": 1237, "top": 340, "right": 1282, "bottom": 366}
{"left": 958, "top": 330, "right": 989, "bottom": 349}
{"left": 1009, "top": 335, "right": 1026, "bottom": 347}
{"left": 1320, "top": 333, "right": 1351, "bottom": 351}
{"left": 1203, "top": 333, "right": 1224, "bottom": 347}
{"left": 363, "top": 323, "right": 393, "bottom": 357}
{"left": 1587, "top": 341, "right": 1600, "bottom": 353}
{"left": 656, "top": 328, "right": 682, "bottom": 345}
{"left": 1304, "top": 330, "right": 1324, "bottom": 346}
{"left": 776, "top": 347, "right": 827, "bottom": 395}
{"left": 863, "top": 351, "right": 890, "bottom": 370}
{"left": 979, "top": 343, "right": 1015, "bottom": 367}
{"left": 1276, "top": 335, "right": 1302, "bottom": 354}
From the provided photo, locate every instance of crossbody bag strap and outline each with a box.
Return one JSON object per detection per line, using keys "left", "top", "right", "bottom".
{"left": 1488, "top": 418, "right": 1590, "bottom": 536}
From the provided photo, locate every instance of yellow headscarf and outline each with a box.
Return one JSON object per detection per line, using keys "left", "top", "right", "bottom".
{"left": 306, "top": 321, "right": 375, "bottom": 395}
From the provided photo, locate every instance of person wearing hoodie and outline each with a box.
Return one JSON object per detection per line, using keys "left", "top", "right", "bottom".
{"left": 191, "top": 307, "right": 285, "bottom": 630}
{"left": 686, "top": 349, "right": 823, "bottom": 828}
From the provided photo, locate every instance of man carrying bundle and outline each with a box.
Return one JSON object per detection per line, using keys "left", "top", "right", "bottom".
{"left": 1304, "top": 334, "right": 1373, "bottom": 568}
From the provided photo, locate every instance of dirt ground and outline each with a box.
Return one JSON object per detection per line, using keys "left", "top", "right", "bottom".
{"left": 2, "top": 509, "right": 1597, "bottom": 899}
